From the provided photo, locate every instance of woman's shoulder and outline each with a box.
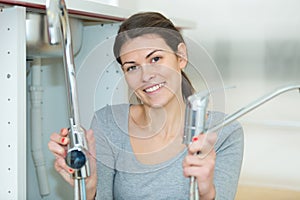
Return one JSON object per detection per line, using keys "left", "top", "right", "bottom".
{"left": 91, "top": 103, "right": 130, "bottom": 130}
{"left": 94, "top": 103, "right": 130, "bottom": 119}
{"left": 207, "top": 111, "right": 243, "bottom": 133}
{"left": 207, "top": 111, "right": 244, "bottom": 147}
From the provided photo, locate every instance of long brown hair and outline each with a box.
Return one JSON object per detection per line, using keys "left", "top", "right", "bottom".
{"left": 113, "top": 12, "right": 195, "bottom": 101}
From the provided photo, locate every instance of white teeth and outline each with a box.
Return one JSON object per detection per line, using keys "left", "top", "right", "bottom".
{"left": 145, "top": 83, "right": 164, "bottom": 93}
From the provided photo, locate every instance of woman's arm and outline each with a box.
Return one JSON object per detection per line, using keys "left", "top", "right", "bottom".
{"left": 214, "top": 127, "right": 244, "bottom": 200}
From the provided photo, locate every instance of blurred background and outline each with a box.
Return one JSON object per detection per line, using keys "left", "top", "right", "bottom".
{"left": 117, "top": 0, "right": 300, "bottom": 199}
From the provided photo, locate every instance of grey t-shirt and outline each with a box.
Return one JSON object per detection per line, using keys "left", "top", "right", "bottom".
{"left": 91, "top": 104, "right": 244, "bottom": 200}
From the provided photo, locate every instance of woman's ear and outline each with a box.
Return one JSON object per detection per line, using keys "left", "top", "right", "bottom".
{"left": 177, "top": 43, "right": 188, "bottom": 69}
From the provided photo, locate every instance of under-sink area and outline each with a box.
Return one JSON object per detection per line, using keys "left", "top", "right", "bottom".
{"left": 26, "top": 12, "right": 83, "bottom": 58}
{"left": 0, "top": 2, "right": 129, "bottom": 199}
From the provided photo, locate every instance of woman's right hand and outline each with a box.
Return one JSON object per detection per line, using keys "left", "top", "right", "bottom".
{"left": 48, "top": 128, "right": 98, "bottom": 200}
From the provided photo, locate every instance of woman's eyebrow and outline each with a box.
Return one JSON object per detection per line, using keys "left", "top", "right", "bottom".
{"left": 145, "top": 49, "right": 163, "bottom": 59}
{"left": 121, "top": 61, "right": 136, "bottom": 67}
{"left": 121, "top": 49, "right": 164, "bottom": 66}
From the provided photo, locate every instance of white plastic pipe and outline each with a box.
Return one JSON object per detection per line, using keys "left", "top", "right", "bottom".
{"left": 29, "top": 58, "right": 50, "bottom": 197}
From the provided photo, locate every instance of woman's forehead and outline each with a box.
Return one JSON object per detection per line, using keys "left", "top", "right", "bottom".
{"left": 119, "top": 34, "right": 173, "bottom": 57}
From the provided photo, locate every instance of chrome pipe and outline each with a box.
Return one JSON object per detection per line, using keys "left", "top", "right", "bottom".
{"left": 207, "top": 84, "right": 300, "bottom": 133}
{"left": 183, "top": 83, "right": 300, "bottom": 199}
{"left": 45, "top": 0, "right": 90, "bottom": 199}
{"left": 183, "top": 92, "right": 209, "bottom": 200}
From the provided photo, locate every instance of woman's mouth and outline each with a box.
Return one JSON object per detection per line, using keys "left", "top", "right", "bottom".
{"left": 144, "top": 82, "right": 165, "bottom": 93}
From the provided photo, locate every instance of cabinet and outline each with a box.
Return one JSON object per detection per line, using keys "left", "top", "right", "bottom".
{"left": 0, "top": 1, "right": 131, "bottom": 199}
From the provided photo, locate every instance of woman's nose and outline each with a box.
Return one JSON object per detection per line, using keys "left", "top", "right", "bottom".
{"left": 141, "top": 64, "right": 155, "bottom": 82}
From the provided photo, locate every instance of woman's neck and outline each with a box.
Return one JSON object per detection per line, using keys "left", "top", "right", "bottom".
{"left": 139, "top": 98, "right": 186, "bottom": 138}
{"left": 129, "top": 98, "right": 187, "bottom": 164}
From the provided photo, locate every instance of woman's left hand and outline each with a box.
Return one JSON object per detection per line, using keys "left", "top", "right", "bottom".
{"left": 182, "top": 132, "right": 217, "bottom": 200}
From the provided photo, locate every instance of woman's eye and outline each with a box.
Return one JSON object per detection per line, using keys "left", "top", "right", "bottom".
{"left": 151, "top": 56, "right": 161, "bottom": 63}
{"left": 126, "top": 65, "right": 138, "bottom": 72}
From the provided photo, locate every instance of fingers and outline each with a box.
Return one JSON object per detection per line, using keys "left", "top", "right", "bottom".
{"left": 49, "top": 128, "right": 98, "bottom": 191}
{"left": 78, "top": 129, "right": 99, "bottom": 196}
{"left": 188, "top": 132, "right": 217, "bottom": 156}
{"left": 183, "top": 151, "right": 215, "bottom": 170}
{"left": 183, "top": 132, "right": 217, "bottom": 178}
{"left": 50, "top": 128, "right": 70, "bottom": 145}
{"left": 183, "top": 150, "right": 215, "bottom": 166}
{"left": 86, "top": 130, "right": 97, "bottom": 161}
{"left": 54, "top": 157, "right": 75, "bottom": 186}
{"left": 48, "top": 128, "right": 69, "bottom": 158}
{"left": 85, "top": 129, "right": 97, "bottom": 175}
{"left": 182, "top": 152, "right": 216, "bottom": 180}
{"left": 86, "top": 129, "right": 95, "bottom": 154}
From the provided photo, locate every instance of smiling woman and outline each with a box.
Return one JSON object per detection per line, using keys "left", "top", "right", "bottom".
{"left": 118, "top": 34, "right": 187, "bottom": 108}
{"left": 48, "top": 11, "right": 244, "bottom": 200}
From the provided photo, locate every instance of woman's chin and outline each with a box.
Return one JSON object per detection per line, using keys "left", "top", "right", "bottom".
{"left": 143, "top": 100, "right": 165, "bottom": 108}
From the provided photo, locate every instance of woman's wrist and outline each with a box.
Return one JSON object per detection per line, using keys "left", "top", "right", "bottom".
{"left": 86, "top": 177, "right": 98, "bottom": 200}
{"left": 199, "top": 184, "right": 216, "bottom": 200}
{"left": 87, "top": 189, "right": 97, "bottom": 200}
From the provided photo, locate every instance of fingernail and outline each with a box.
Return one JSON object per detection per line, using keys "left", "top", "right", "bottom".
{"left": 61, "top": 137, "right": 65, "bottom": 144}
{"left": 68, "top": 168, "right": 74, "bottom": 173}
{"left": 60, "top": 128, "right": 65, "bottom": 133}
{"left": 192, "top": 137, "right": 198, "bottom": 142}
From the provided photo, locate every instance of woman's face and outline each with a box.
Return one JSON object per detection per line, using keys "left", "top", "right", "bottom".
{"left": 119, "top": 34, "right": 187, "bottom": 108}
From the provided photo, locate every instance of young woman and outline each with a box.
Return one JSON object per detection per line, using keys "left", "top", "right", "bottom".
{"left": 48, "top": 12, "right": 244, "bottom": 200}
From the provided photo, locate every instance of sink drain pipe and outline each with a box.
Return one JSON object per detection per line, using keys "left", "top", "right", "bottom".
{"left": 29, "top": 58, "right": 50, "bottom": 197}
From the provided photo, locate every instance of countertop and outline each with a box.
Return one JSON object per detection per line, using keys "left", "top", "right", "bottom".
{"left": 0, "top": 0, "right": 133, "bottom": 22}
